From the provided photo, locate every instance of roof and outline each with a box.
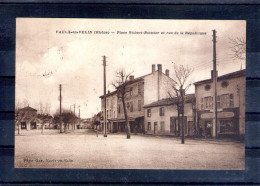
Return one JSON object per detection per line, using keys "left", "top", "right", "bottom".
{"left": 99, "top": 70, "right": 173, "bottom": 98}
{"left": 194, "top": 69, "right": 246, "bottom": 86}
{"left": 143, "top": 94, "right": 195, "bottom": 108}
{"left": 18, "top": 106, "right": 37, "bottom": 112}
{"left": 99, "top": 90, "right": 117, "bottom": 99}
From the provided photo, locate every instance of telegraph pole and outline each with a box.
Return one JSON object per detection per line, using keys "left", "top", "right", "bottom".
{"left": 212, "top": 30, "right": 218, "bottom": 138}
{"left": 59, "top": 84, "right": 62, "bottom": 133}
{"left": 78, "top": 107, "right": 80, "bottom": 129}
{"left": 103, "top": 56, "right": 107, "bottom": 137}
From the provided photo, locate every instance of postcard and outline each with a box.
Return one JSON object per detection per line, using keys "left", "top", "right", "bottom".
{"left": 15, "top": 18, "right": 246, "bottom": 169}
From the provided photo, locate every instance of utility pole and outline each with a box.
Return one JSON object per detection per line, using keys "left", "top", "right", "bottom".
{"left": 78, "top": 107, "right": 80, "bottom": 129}
{"left": 212, "top": 30, "right": 218, "bottom": 138}
{"left": 59, "top": 84, "right": 62, "bottom": 133}
{"left": 103, "top": 56, "right": 107, "bottom": 137}
{"left": 181, "top": 88, "right": 185, "bottom": 144}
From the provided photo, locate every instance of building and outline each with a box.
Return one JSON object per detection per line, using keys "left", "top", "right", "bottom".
{"left": 100, "top": 64, "right": 175, "bottom": 134}
{"left": 17, "top": 106, "right": 38, "bottom": 130}
{"left": 143, "top": 94, "right": 196, "bottom": 136}
{"left": 194, "top": 69, "right": 246, "bottom": 140}
{"left": 100, "top": 90, "right": 118, "bottom": 133}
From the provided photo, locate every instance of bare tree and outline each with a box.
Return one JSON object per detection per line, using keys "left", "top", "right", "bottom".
{"left": 111, "top": 69, "right": 133, "bottom": 139}
{"left": 37, "top": 114, "right": 53, "bottom": 134}
{"left": 168, "top": 64, "right": 193, "bottom": 144}
{"left": 229, "top": 37, "right": 246, "bottom": 61}
{"left": 60, "top": 110, "right": 78, "bottom": 133}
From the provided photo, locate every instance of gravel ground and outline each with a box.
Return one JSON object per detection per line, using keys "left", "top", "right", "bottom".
{"left": 15, "top": 129, "right": 244, "bottom": 169}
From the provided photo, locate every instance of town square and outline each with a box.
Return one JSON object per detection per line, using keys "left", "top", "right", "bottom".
{"left": 15, "top": 18, "right": 246, "bottom": 169}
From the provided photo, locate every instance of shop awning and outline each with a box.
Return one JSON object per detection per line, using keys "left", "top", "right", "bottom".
{"left": 108, "top": 116, "right": 144, "bottom": 122}
{"left": 201, "top": 112, "right": 234, "bottom": 119}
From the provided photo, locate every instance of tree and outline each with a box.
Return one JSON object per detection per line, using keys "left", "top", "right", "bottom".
{"left": 15, "top": 106, "right": 38, "bottom": 134}
{"left": 168, "top": 64, "right": 193, "bottom": 144}
{"left": 60, "top": 110, "right": 78, "bottom": 133}
{"left": 111, "top": 69, "right": 133, "bottom": 139}
{"left": 15, "top": 108, "right": 25, "bottom": 135}
{"left": 37, "top": 114, "right": 53, "bottom": 134}
{"left": 229, "top": 37, "right": 246, "bottom": 61}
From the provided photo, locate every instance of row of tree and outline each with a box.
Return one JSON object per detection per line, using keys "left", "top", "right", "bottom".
{"left": 15, "top": 108, "right": 79, "bottom": 134}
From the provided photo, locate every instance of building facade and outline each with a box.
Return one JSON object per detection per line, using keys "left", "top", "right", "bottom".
{"left": 194, "top": 69, "right": 246, "bottom": 140}
{"left": 143, "top": 94, "right": 196, "bottom": 136}
{"left": 17, "top": 106, "right": 38, "bottom": 130}
{"left": 100, "top": 90, "right": 118, "bottom": 132}
{"left": 100, "top": 64, "right": 175, "bottom": 134}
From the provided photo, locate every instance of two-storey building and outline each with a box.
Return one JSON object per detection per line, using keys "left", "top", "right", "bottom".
{"left": 143, "top": 94, "right": 196, "bottom": 136}
{"left": 100, "top": 64, "right": 175, "bottom": 134}
{"left": 100, "top": 90, "right": 118, "bottom": 133}
{"left": 194, "top": 69, "right": 246, "bottom": 140}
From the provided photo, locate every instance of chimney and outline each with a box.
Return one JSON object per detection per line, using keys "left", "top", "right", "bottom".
{"left": 152, "top": 64, "right": 155, "bottom": 73}
{"left": 130, "top": 75, "right": 134, "bottom": 81}
{"left": 165, "top": 69, "right": 169, "bottom": 77}
{"left": 211, "top": 70, "right": 218, "bottom": 79}
{"left": 157, "top": 64, "right": 162, "bottom": 73}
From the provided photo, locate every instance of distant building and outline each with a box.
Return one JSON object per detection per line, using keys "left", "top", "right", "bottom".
{"left": 100, "top": 90, "right": 118, "bottom": 133}
{"left": 194, "top": 69, "right": 246, "bottom": 140}
{"left": 17, "top": 106, "right": 38, "bottom": 130}
{"left": 143, "top": 94, "right": 196, "bottom": 136}
{"left": 100, "top": 64, "right": 175, "bottom": 134}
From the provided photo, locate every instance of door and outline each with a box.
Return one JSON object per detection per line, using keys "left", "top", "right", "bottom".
{"left": 21, "top": 122, "right": 27, "bottom": 129}
{"left": 154, "top": 122, "right": 158, "bottom": 134}
{"left": 188, "top": 121, "right": 194, "bottom": 136}
{"left": 205, "top": 120, "right": 212, "bottom": 138}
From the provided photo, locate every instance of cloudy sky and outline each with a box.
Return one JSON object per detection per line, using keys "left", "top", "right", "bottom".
{"left": 16, "top": 18, "right": 246, "bottom": 118}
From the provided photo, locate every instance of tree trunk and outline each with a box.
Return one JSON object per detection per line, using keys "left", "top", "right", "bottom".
{"left": 17, "top": 122, "right": 20, "bottom": 135}
{"left": 177, "top": 103, "right": 180, "bottom": 137}
{"left": 41, "top": 123, "right": 44, "bottom": 134}
{"left": 60, "top": 122, "right": 62, "bottom": 133}
{"left": 122, "top": 97, "right": 130, "bottom": 139}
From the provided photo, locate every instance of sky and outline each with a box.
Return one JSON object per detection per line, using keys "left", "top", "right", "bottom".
{"left": 16, "top": 18, "right": 246, "bottom": 118}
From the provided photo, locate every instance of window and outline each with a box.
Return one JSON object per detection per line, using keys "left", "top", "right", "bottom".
{"left": 160, "top": 121, "right": 165, "bottom": 132}
{"left": 230, "top": 94, "right": 234, "bottom": 107}
{"left": 221, "top": 81, "right": 229, "bottom": 88}
{"left": 130, "top": 102, "right": 133, "bottom": 112}
{"left": 118, "top": 105, "right": 121, "bottom": 113}
{"left": 220, "top": 94, "right": 230, "bottom": 108}
{"left": 147, "top": 109, "right": 151, "bottom": 117}
{"left": 154, "top": 122, "right": 158, "bottom": 132}
{"left": 204, "top": 96, "right": 213, "bottom": 109}
{"left": 200, "top": 98, "right": 204, "bottom": 110}
{"left": 110, "top": 109, "right": 112, "bottom": 117}
{"left": 205, "top": 84, "right": 211, "bottom": 91}
{"left": 159, "top": 107, "right": 165, "bottom": 116}
{"left": 130, "top": 87, "right": 133, "bottom": 96}
{"left": 138, "top": 82, "right": 142, "bottom": 94}
{"left": 217, "top": 96, "right": 220, "bottom": 108}
{"left": 148, "top": 122, "right": 151, "bottom": 130}
{"left": 138, "top": 100, "right": 141, "bottom": 111}
{"left": 220, "top": 120, "right": 236, "bottom": 134}
{"left": 127, "top": 102, "right": 130, "bottom": 110}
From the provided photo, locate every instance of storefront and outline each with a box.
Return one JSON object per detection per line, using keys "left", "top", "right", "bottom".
{"left": 197, "top": 108, "right": 239, "bottom": 139}
{"left": 109, "top": 116, "right": 144, "bottom": 134}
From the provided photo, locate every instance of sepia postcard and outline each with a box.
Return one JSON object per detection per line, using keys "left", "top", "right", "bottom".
{"left": 15, "top": 18, "right": 246, "bottom": 169}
